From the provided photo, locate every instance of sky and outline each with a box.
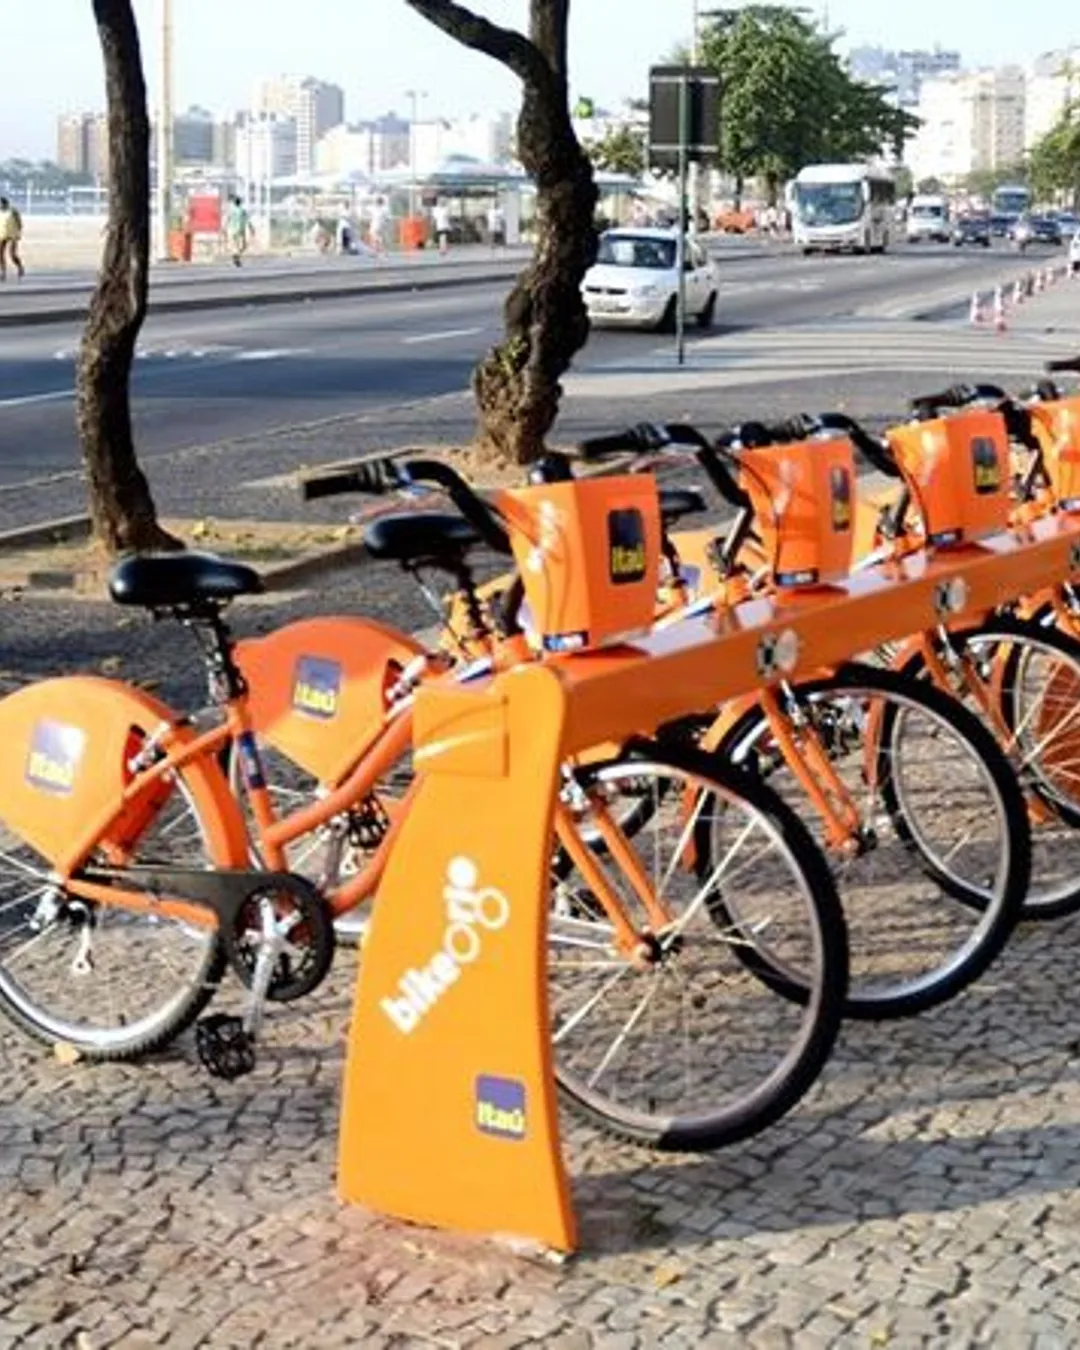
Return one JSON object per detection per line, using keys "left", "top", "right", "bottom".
{"left": 1, "top": 1, "right": 1073, "bottom": 162}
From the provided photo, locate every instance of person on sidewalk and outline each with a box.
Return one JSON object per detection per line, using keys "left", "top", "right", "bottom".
{"left": 367, "top": 197, "right": 390, "bottom": 256}
{"left": 487, "top": 201, "right": 506, "bottom": 248}
{"left": 1069, "top": 230, "right": 1080, "bottom": 278}
{"left": 225, "top": 196, "right": 253, "bottom": 267}
{"left": 433, "top": 200, "right": 451, "bottom": 256}
{"left": 0, "top": 198, "right": 25, "bottom": 281}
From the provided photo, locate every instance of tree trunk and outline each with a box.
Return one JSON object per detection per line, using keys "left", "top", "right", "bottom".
{"left": 405, "top": 0, "right": 597, "bottom": 467}
{"left": 78, "top": 0, "right": 179, "bottom": 555}
{"left": 473, "top": 80, "right": 597, "bottom": 464}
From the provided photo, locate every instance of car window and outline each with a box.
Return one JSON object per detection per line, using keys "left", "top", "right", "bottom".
{"left": 596, "top": 235, "right": 676, "bottom": 269}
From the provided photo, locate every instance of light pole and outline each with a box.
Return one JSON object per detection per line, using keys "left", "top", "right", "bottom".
{"left": 405, "top": 89, "right": 427, "bottom": 219}
{"left": 156, "top": 0, "right": 174, "bottom": 261}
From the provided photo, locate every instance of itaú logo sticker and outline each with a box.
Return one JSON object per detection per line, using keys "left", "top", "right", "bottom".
{"left": 475, "top": 1075, "right": 527, "bottom": 1141}
{"left": 381, "top": 857, "right": 510, "bottom": 1034}
{"left": 25, "top": 720, "right": 86, "bottom": 796}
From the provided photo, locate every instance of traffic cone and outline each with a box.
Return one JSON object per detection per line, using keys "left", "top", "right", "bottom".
{"left": 1012, "top": 278, "right": 1025, "bottom": 307}
{"left": 970, "top": 290, "right": 984, "bottom": 325}
{"left": 1035, "top": 269, "right": 1045, "bottom": 293}
{"left": 993, "top": 286, "right": 1007, "bottom": 334}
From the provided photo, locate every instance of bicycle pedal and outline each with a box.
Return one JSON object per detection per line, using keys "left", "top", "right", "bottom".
{"left": 194, "top": 1013, "right": 256, "bottom": 1081}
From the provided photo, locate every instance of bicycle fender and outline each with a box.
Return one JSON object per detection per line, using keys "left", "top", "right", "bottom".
{"left": 0, "top": 676, "right": 249, "bottom": 875}
{"left": 235, "top": 616, "right": 426, "bottom": 787}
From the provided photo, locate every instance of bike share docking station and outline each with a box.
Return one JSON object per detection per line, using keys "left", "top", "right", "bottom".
{"left": 338, "top": 511, "right": 1080, "bottom": 1254}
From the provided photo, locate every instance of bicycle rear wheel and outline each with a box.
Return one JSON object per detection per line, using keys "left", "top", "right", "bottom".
{"left": 715, "top": 663, "right": 1029, "bottom": 1020}
{"left": 549, "top": 741, "right": 848, "bottom": 1152}
{"left": 0, "top": 770, "right": 226, "bottom": 1060}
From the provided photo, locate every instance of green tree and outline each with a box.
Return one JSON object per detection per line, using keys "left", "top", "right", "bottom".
{"left": 697, "top": 6, "right": 917, "bottom": 202}
{"left": 586, "top": 124, "right": 646, "bottom": 178}
{"left": 1029, "top": 105, "right": 1080, "bottom": 207}
{"left": 406, "top": 1, "right": 596, "bottom": 466}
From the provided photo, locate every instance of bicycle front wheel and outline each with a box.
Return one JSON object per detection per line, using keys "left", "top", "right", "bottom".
{"left": 549, "top": 742, "right": 848, "bottom": 1152}
{"left": 716, "top": 663, "right": 1030, "bottom": 1020}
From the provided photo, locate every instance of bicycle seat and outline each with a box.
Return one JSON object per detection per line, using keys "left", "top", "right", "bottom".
{"left": 363, "top": 511, "right": 483, "bottom": 566}
{"left": 659, "top": 487, "right": 709, "bottom": 527}
{"left": 109, "top": 551, "right": 264, "bottom": 608}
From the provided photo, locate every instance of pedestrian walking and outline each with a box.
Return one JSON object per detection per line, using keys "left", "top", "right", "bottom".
{"left": 368, "top": 196, "right": 390, "bottom": 255}
{"left": 225, "top": 196, "right": 253, "bottom": 267}
{"left": 0, "top": 197, "right": 25, "bottom": 281}
{"left": 486, "top": 201, "right": 506, "bottom": 248}
{"left": 433, "top": 200, "right": 451, "bottom": 256}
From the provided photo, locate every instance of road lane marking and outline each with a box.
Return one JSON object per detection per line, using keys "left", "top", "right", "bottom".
{"left": 0, "top": 389, "right": 75, "bottom": 409}
{"left": 234, "top": 348, "right": 304, "bottom": 361}
{"left": 401, "top": 327, "right": 484, "bottom": 346}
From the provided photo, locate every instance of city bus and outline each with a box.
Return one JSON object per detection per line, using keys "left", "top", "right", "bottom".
{"left": 787, "top": 163, "right": 897, "bottom": 255}
{"left": 992, "top": 183, "right": 1031, "bottom": 222}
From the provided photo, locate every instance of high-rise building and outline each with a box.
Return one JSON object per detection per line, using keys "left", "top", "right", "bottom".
{"left": 907, "top": 67, "right": 1026, "bottom": 183}
{"left": 235, "top": 110, "right": 298, "bottom": 184}
{"left": 847, "top": 45, "right": 962, "bottom": 109}
{"left": 56, "top": 113, "right": 89, "bottom": 174}
{"left": 85, "top": 114, "right": 110, "bottom": 184}
{"left": 212, "top": 119, "right": 238, "bottom": 174}
{"left": 174, "top": 106, "right": 215, "bottom": 165}
{"left": 254, "top": 76, "right": 345, "bottom": 176}
{"left": 1025, "top": 47, "right": 1080, "bottom": 149}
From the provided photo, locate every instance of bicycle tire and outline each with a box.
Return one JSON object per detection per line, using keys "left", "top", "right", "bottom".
{"left": 909, "top": 613, "right": 1080, "bottom": 920}
{"left": 0, "top": 763, "right": 228, "bottom": 1061}
{"left": 714, "top": 662, "right": 1030, "bottom": 1020}
{"left": 550, "top": 739, "right": 848, "bottom": 1152}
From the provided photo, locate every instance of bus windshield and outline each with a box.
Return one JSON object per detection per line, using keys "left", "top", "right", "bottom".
{"left": 793, "top": 182, "right": 863, "bottom": 227}
{"left": 992, "top": 186, "right": 1030, "bottom": 217}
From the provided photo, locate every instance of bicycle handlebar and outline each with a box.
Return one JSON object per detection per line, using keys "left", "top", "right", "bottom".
{"left": 910, "top": 383, "right": 1008, "bottom": 418}
{"left": 1046, "top": 356, "right": 1080, "bottom": 376}
{"left": 301, "top": 456, "right": 513, "bottom": 556}
{"left": 576, "top": 422, "right": 749, "bottom": 511}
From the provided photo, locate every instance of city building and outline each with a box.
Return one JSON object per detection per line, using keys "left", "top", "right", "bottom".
{"left": 409, "top": 112, "right": 514, "bottom": 172}
{"left": 316, "top": 115, "right": 409, "bottom": 177}
{"left": 235, "top": 110, "right": 298, "bottom": 185}
{"left": 847, "top": 45, "right": 962, "bottom": 109}
{"left": 254, "top": 76, "right": 345, "bottom": 176}
{"left": 906, "top": 67, "right": 1025, "bottom": 184}
{"left": 173, "top": 106, "right": 215, "bottom": 165}
{"left": 1025, "top": 47, "right": 1080, "bottom": 149}
{"left": 55, "top": 111, "right": 109, "bottom": 181}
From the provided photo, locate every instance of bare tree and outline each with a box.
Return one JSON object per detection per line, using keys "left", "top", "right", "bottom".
{"left": 77, "top": 0, "right": 180, "bottom": 554}
{"left": 405, "top": 0, "right": 597, "bottom": 465}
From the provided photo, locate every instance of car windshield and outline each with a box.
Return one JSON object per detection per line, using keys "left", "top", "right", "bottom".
{"left": 596, "top": 235, "right": 676, "bottom": 269}
{"left": 912, "top": 204, "right": 945, "bottom": 218}
{"left": 793, "top": 183, "right": 863, "bottom": 227}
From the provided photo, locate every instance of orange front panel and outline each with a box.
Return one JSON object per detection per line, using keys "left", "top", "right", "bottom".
{"left": 498, "top": 475, "right": 662, "bottom": 653}
{"left": 1031, "top": 398, "right": 1080, "bottom": 512}
{"left": 340, "top": 664, "right": 575, "bottom": 1251}
{"left": 888, "top": 409, "right": 1010, "bottom": 547}
{"left": 0, "top": 676, "right": 246, "bottom": 875}
{"left": 739, "top": 436, "right": 856, "bottom": 587}
{"left": 235, "top": 616, "right": 426, "bottom": 786}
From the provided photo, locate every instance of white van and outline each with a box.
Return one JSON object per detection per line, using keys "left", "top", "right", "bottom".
{"left": 906, "top": 195, "right": 950, "bottom": 244}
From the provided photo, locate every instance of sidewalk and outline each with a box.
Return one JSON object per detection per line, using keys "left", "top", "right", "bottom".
{"left": 1001, "top": 266, "right": 1080, "bottom": 337}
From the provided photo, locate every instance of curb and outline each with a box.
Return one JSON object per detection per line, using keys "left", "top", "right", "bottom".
{"left": 0, "top": 264, "right": 528, "bottom": 330}
{"left": 0, "top": 513, "right": 92, "bottom": 554}
{"left": 0, "top": 245, "right": 775, "bottom": 330}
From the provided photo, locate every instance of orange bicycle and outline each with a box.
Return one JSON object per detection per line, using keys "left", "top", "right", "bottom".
{"left": 0, "top": 453, "right": 849, "bottom": 1153}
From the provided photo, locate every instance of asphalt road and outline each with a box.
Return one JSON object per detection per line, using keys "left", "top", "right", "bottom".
{"left": 0, "top": 240, "right": 1063, "bottom": 493}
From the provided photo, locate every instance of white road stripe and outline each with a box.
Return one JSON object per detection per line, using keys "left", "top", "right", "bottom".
{"left": 234, "top": 348, "right": 302, "bottom": 361}
{"left": 401, "top": 327, "right": 484, "bottom": 346}
{"left": 0, "top": 389, "right": 75, "bottom": 409}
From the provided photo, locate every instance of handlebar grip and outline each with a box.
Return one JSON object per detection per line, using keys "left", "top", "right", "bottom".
{"left": 810, "top": 411, "right": 901, "bottom": 480}
{"left": 401, "top": 459, "right": 512, "bottom": 556}
{"left": 576, "top": 429, "right": 650, "bottom": 459}
{"left": 1046, "top": 356, "right": 1080, "bottom": 376}
{"left": 300, "top": 457, "right": 400, "bottom": 500}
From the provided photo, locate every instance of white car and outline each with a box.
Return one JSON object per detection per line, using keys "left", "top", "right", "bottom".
{"left": 581, "top": 228, "right": 718, "bottom": 330}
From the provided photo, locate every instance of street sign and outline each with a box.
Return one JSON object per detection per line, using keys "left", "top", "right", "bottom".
{"left": 648, "top": 65, "right": 720, "bottom": 169}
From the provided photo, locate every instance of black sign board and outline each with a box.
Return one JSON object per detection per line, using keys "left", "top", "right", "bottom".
{"left": 648, "top": 65, "right": 720, "bottom": 169}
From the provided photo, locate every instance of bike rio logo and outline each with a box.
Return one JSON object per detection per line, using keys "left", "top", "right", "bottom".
{"left": 381, "top": 857, "right": 511, "bottom": 1034}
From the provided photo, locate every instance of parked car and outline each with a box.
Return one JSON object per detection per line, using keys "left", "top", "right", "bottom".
{"left": 1054, "top": 212, "right": 1080, "bottom": 239}
{"left": 581, "top": 228, "right": 718, "bottom": 331}
{"left": 952, "top": 212, "right": 992, "bottom": 247}
{"left": 1030, "top": 215, "right": 1064, "bottom": 246}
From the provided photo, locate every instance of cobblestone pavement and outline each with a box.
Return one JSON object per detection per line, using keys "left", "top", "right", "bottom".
{"left": 4, "top": 912, "right": 1080, "bottom": 1349}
